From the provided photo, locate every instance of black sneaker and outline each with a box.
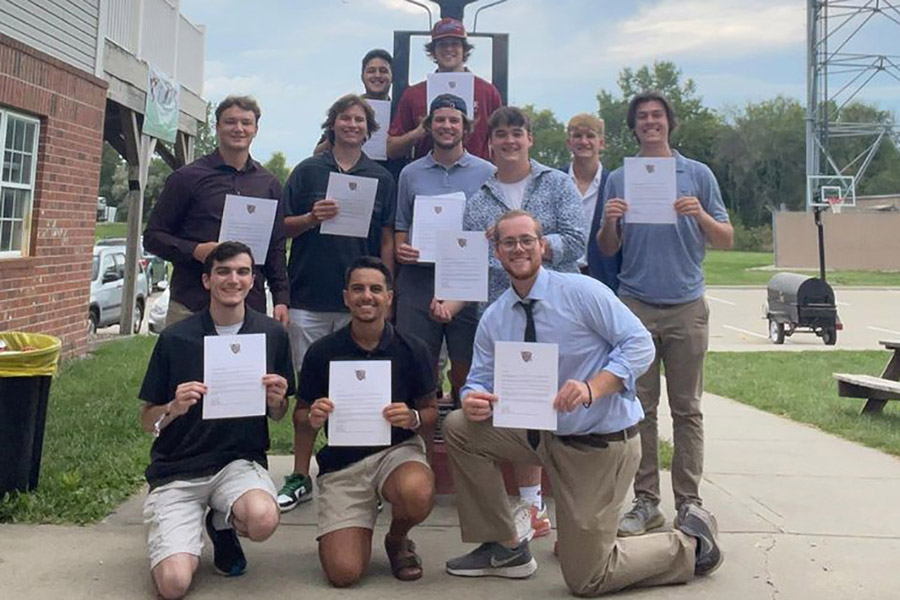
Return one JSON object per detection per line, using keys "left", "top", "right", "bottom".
{"left": 445, "top": 542, "right": 537, "bottom": 578}
{"left": 675, "top": 504, "right": 724, "bottom": 576}
{"left": 205, "top": 510, "right": 247, "bottom": 577}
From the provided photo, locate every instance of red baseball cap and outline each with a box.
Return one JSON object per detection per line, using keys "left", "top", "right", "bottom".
{"left": 431, "top": 17, "right": 467, "bottom": 41}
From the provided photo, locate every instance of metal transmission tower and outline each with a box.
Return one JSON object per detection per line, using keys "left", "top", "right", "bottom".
{"left": 806, "top": 0, "right": 900, "bottom": 208}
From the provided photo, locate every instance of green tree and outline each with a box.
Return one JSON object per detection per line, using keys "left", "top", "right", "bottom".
{"left": 521, "top": 104, "right": 569, "bottom": 168}
{"left": 596, "top": 61, "right": 727, "bottom": 171}
{"left": 110, "top": 158, "right": 173, "bottom": 221}
{"left": 263, "top": 151, "right": 291, "bottom": 186}
{"left": 713, "top": 96, "right": 807, "bottom": 226}
{"left": 194, "top": 101, "right": 218, "bottom": 157}
{"left": 98, "top": 142, "right": 122, "bottom": 203}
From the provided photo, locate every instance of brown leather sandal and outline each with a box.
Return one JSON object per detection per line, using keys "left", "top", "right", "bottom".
{"left": 384, "top": 534, "right": 423, "bottom": 581}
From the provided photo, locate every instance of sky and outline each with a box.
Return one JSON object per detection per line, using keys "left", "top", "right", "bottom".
{"left": 179, "top": 0, "right": 900, "bottom": 166}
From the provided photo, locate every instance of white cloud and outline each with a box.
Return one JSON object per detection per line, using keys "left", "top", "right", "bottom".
{"left": 605, "top": 0, "right": 804, "bottom": 61}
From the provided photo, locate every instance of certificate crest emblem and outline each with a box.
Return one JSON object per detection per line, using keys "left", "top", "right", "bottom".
{"left": 449, "top": 80, "right": 457, "bottom": 89}
{"left": 349, "top": 181, "right": 358, "bottom": 191}
{"left": 230, "top": 343, "right": 241, "bottom": 354}
{"left": 246, "top": 204, "right": 256, "bottom": 215}
{"left": 433, "top": 205, "right": 442, "bottom": 214}
{"left": 457, "top": 237, "right": 467, "bottom": 248}
{"left": 645, "top": 164, "right": 655, "bottom": 174}
{"left": 355, "top": 369, "right": 366, "bottom": 381}
{"left": 520, "top": 351, "right": 532, "bottom": 363}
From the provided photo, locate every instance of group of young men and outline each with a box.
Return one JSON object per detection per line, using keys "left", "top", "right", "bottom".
{"left": 140, "top": 17, "right": 733, "bottom": 600}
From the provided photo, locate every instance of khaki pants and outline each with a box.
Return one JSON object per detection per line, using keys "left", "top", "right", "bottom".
{"left": 442, "top": 411, "right": 695, "bottom": 596}
{"left": 165, "top": 299, "right": 195, "bottom": 329}
{"left": 621, "top": 296, "right": 708, "bottom": 509}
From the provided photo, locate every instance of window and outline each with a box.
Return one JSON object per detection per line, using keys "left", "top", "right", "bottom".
{"left": 0, "top": 109, "right": 40, "bottom": 258}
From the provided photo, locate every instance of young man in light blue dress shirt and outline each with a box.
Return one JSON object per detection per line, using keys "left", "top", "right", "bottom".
{"left": 442, "top": 210, "right": 723, "bottom": 595}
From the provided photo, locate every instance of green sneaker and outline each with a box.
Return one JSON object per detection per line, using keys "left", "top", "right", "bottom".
{"left": 277, "top": 473, "right": 313, "bottom": 512}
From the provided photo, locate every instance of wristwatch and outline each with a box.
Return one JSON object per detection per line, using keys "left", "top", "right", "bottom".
{"left": 409, "top": 409, "right": 422, "bottom": 431}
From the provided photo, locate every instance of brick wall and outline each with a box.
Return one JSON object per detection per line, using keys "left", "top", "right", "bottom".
{"left": 0, "top": 32, "right": 107, "bottom": 358}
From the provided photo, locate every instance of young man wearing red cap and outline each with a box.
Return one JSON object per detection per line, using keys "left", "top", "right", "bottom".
{"left": 386, "top": 17, "right": 502, "bottom": 162}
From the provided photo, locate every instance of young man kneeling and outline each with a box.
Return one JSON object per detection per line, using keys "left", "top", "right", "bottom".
{"left": 139, "top": 241, "right": 294, "bottom": 599}
{"left": 301, "top": 256, "right": 437, "bottom": 586}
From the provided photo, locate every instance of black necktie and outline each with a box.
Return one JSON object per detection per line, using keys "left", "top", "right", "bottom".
{"left": 518, "top": 300, "right": 541, "bottom": 449}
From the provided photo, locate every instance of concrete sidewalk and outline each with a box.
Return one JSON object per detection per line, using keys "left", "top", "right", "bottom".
{"left": 2, "top": 391, "right": 899, "bottom": 599}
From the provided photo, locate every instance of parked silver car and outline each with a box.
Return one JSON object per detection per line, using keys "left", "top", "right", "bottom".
{"left": 89, "top": 244, "right": 150, "bottom": 334}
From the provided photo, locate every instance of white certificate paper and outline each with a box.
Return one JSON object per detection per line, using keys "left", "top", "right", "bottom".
{"left": 219, "top": 195, "right": 278, "bottom": 265}
{"left": 435, "top": 232, "right": 488, "bottom": 302}
{"left": 623, "top": 157, "right": 677, "bottom": 224}
{"left": 328, "top": 360, "right": 392, "bottom": 447}
{"left": 362, "top": 99, "right": 391, "bottom": 161}
{"left": 203, "top": 334, "right": 266, "bottom": 420}
{"left": 320, "top": 173, "right": 379, "bottom": 238}
{"left": 410, "top": 192, "right": 466, "bottom": 263}
{"left": 493, "top": 341, "right": 558, "bottom": 431}
{"left": 426, "top": 72, "right": 475, "bottom": 119}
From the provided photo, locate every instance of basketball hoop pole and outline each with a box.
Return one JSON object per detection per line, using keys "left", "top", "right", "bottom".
{"left": 814, "top": 205, "right": 827, "bottom": 281}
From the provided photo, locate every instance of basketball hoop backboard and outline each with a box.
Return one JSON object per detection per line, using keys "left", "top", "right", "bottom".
{"left": 807, "top": 175, "right": 856, "bottom": 209}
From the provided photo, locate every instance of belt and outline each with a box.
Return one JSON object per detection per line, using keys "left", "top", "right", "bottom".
{"left": 557, "top": 424, "right": 640, "bottom": 447}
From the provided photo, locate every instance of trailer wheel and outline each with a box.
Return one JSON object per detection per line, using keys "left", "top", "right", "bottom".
{"left": 768, "top": 319, "right": 785, "bottom": 344}
{"left": 823, "top": 327, "right": 837, "bottom": 346}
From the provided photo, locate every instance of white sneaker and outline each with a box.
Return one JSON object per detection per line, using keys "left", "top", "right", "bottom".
{"left": 513, "top": 498, "right": 536, "bottom": 543}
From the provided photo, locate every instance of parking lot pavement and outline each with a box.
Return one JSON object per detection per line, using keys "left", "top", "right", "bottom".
{"left": 707, "top": 287, "right": 900, "bottom": 351}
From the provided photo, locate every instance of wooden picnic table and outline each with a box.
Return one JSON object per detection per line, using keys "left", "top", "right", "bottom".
{"left": 834, "top": 340, "right": 900, "bottom": 414}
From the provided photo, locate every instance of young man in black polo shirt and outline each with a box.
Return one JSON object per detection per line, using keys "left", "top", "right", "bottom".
{"left": 277, "top": 94, "right": 396, "bottom": 511}
{"left": 145, "top": 96, "right": 290, "bottom": 327}
{"left": 139, "top": 241, "right": 295, "bottom": 599}
{"left": 301, "top": 256, "right": 436, "bottom": 586}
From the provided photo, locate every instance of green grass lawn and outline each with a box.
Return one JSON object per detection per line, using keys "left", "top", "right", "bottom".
{"left": 705, "top": 350, "right": 900, "bottom": 457}
{"left": 0, "top": 336, "right": 156, "bottom": 524}
{"left": 703, "top": 250, "right": 900, "bottom": 286}
{"left": 95, "top": 222, "right": 128, "bottom": 241}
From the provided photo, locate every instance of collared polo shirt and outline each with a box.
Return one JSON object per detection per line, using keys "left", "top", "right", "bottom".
{"left": 602, "top": 151, "right": 729, "bottom": 304}
{"left": 462, "top": 268, "right": 654, "bottom": 435}
{"left": 298, "top": 322, "right": 435, "bottom": 476}
{"left": 282, "top": 151, "right": 396, "bottom": 312}
{"left": 144, "top": 150, "right": 289, "bottom": 313}
{"left": 394, "top": 150, "right": 495, "bottom": 303}
{"left": 139, "top": 308, "right": 296, "bottom": 488}
{"left": 388, "top": 74, "right": 503, "bottom": 161}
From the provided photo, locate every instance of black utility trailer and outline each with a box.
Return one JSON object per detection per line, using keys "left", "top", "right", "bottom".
{"left": 766, "top": 273, "right": 841, "bottom": 345}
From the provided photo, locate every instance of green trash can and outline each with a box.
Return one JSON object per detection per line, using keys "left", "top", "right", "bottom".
{"left": 0, "top": 332, "right": 61, "bottom": 497}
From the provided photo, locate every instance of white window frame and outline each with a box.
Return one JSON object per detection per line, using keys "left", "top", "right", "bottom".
{"left": 0, "top": 108, "right": 41, "bottom": 258}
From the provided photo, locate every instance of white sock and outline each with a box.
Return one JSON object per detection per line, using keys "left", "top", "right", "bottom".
{"left": 519, "top": 485, "right": 543, "bottom": 511}
{"left": 211, "top": 509, "right": 230, "bottom": 531}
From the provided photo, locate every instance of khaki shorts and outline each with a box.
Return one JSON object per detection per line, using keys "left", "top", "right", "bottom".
{"left": 316, "top": 437, "right": 429, "bottom": 539}
{"left": 143, "top": 459, "right": 278, "bottom": 568}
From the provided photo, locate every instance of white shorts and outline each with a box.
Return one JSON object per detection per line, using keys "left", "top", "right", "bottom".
{"left": 287, "top": 309, "right": 351, "bottom": 371}
{"left": 142, "top": 459, "right": 277, "bottom": 568}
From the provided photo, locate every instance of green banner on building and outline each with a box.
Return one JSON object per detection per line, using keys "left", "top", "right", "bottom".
{"left": 143, "top": 65, "right": 180, "bottom": 144}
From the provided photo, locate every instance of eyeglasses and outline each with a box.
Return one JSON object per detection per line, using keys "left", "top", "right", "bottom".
{"left": 498, "top": 235, "right": 540, "bottom": 251}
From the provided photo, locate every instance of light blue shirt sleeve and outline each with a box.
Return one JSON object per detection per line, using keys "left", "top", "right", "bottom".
{"left": 460, "top": 315, "right": 495, "bottom": 399}
{"left": 578, "top": 283, "right": 654, "bottom": 394}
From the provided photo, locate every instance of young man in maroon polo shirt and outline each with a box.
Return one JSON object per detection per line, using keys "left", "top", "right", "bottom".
{"left": 386, "top": 17, "right": 502, "bottom": 162}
